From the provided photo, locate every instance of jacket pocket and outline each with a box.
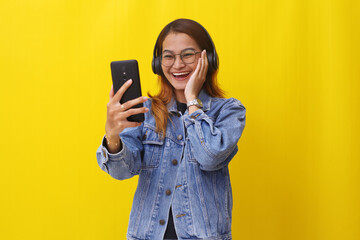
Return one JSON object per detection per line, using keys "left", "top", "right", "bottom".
{"left": 141, "top": 128, "right": 164, "bottom": 168}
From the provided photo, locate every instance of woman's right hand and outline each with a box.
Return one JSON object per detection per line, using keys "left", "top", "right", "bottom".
{"left": 105, "top": 79, "right": 149, "bottom": 142}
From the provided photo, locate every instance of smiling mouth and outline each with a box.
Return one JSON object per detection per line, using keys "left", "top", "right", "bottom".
{"left": 172, "top": 72, "right": 190, "bottom": 80}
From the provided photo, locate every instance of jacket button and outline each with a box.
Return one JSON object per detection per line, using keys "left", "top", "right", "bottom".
{"left": 176, "top": 112, "right": 181, "bottom": 117}
{"left": 172, "top": 159, "right": 178, "bottom": 166}
{"left": 159, "top": 219, "right": 165, "bottom": 225}
{"left": 191, "top": 115, "right": 196, "bottom": 119}
{"left": 165, "top": 189, "right": 171, "bottom": 196}
{"left": 177, "top": 135, "right": 183, "bottom": 140}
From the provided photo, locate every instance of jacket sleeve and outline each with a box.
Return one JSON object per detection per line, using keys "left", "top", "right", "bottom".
{"left": 96, "top": 124, "right": 144, "bottom": 180}
{"left": 183, "top": 98, "right": 246, "bottom": 171}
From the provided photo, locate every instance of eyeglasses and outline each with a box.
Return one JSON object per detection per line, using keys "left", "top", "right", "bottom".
{"left": 161, "top": 49, "right": 201, "bottom": 67}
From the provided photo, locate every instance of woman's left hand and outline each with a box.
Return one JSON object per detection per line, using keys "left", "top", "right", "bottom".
{"left": 184, "top": 49, "right": 208, "bottom": 102}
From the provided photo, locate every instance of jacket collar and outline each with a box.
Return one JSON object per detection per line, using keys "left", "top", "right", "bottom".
{"left": 168, "top": 89, "right": 212, "bottom": 113}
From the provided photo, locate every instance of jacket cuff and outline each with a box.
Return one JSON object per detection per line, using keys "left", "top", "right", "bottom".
{"left": 184, "top": 109, "right": 206, "bottom": 127}
{"left": 100, "top": 135, "right": 128, "bottom": 163}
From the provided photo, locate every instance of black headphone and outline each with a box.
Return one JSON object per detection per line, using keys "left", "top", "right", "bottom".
{"left": 152, "top": 19, "right": 218, "bottom": 76}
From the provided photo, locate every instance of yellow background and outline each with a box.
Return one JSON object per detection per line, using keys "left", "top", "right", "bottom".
{"left": 1, "top": 0, "right": 359, "bottom": 239}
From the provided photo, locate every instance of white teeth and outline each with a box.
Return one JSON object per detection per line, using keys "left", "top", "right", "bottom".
{"left": 173, "top": 72, "right": 189, "bottom": 76}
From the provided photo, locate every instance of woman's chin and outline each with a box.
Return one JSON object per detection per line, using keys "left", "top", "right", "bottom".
{"left": 168, "top": 78, "right": 189, "bottom": 90}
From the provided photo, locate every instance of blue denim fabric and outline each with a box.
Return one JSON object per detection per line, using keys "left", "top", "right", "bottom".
{"left": 96, "top": 90, "right": 246, "bottom": 240}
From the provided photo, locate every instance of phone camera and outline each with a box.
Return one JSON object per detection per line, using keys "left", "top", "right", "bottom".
{"left": 122, "top": 72, "right": 127, "bottom": 81}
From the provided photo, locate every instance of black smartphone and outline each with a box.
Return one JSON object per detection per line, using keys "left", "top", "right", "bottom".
{"left": 110, "top": 60, "right": 144, "bottom": 122}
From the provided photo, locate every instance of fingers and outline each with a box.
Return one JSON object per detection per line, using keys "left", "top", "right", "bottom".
{"left": 193, "top": 55, "right": 202, "bottom": 77}
{"left": 121, "top": 96, "right": 148, "bottom": 111}
{"left": 111, "top": 107, "right": 148, "bottom": 130}
{"left": 193, "top": 49, "right": 207, "bottom": 79}
{"left": 106, "top": 105, "right": 148, "bottom": 135}
{"left": 122, "top": 107, "right": 149, "bottom": 118}
{"left": 109, "top": 98, "right": 149, "bottom": 121}
{"left": 111, "top": 79, "right": 133, "bottom": 104}
{"left": 203, "top": 50, "right": 208, "bottom": 75}
{"left": 109, "top": 85, "right": 114, "bottom": 99}
{"left": 106, "top": 82, "right": 148, "bottom": 137}
{"left": 200, "top": 50, "right": 208, "bottom": 79}
{"left": 111, "top": 105, "right": 149, "bottom": 119}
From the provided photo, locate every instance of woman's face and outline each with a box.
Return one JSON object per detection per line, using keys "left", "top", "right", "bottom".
{"left": 161, "top": 32, "right": 202, "bottom": 92}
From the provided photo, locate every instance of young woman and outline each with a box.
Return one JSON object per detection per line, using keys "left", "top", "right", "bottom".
{"left": 96, "top": 19, "right": 246, "bottom": 240}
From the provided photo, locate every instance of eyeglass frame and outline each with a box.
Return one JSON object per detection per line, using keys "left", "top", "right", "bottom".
{"left": 160, "top": 48, "right": 202, "bottom": 67}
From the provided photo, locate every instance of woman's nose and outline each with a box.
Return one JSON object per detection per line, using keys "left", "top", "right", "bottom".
{"left": 172, "top": 55, "right": 186, "bottom": 69}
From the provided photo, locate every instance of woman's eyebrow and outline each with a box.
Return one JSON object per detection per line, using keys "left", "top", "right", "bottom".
{"left": 162, "top": 49, "right": 174, "bottom": 53}
{"left": 162, "top": 47, "right": 196, "bottom": 53}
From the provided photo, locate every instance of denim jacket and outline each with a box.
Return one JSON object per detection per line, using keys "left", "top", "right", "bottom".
{"left": 96, "top": 90, "right": 246, "bottom": 240}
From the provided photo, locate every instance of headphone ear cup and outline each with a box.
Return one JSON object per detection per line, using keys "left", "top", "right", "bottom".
{"left": 206, "top": 51, "right": 215, "bottom": 73}
{"left": 152, "top": 57, "right": 156, "bottom": 74}
{"left": 212, "top": 51, "right": 218, "bottom": 71}
{"left": 152, "top": 56, "right": 163, "bottom": 76}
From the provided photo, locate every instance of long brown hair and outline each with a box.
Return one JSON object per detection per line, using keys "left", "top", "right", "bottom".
{"left": 149, "top": 19, "right": 224, "bottom": 136}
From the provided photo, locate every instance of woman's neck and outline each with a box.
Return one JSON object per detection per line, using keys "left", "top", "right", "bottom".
{"left": 174, "top": 90, "right": 187, "bottom": 103}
